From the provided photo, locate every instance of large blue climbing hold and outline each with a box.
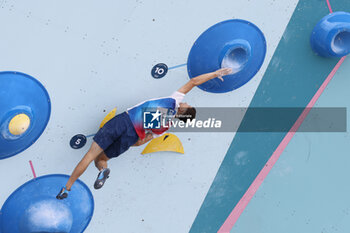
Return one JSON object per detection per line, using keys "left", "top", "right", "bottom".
{"left": 310, "top": 11, "right": 350, "bottom": 57}
{"left": 187, "top": 19, "right": 266, "bottom": 93}
{"left": 0, "top": 174, "right": 94, "bottom": 233}
{"left": 0, "top": 71, "right": 51, "bottom": 160}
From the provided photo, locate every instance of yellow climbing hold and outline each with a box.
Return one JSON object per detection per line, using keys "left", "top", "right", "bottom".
{"left": 141, "top": 133, "right": 184, "bottom": 155}
{"left": 8, "top": 113, "right": 31, "bottom": 135}
{"left": 99, "top": 108, "right": 117, "bottom": 128}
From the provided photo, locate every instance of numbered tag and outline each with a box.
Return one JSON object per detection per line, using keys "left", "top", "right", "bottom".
{"left": 151, "top": 63, "right": 168, "bottom": 79}
{"left": 70, "top": 134, "right": 87, "bottom": 149}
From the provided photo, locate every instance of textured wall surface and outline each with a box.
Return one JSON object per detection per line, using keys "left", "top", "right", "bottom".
{"left": 6, "top": 0, "right": 347, "bottom": 232}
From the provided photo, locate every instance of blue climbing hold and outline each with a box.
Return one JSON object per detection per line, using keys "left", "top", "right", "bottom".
{"left": 0, "top": 174, "right": 94, "bottom": 233}
{"left": 187, "top": 19, "right": 266, "bottom": 93}
{"left": 19, "top": 198, "right": 73, "bottom": 232}
{"left": 0, "top": 71, "right": 51, "bottom": 159}
{"left": 310, "top": 11, "right": 350, "bottom": 57}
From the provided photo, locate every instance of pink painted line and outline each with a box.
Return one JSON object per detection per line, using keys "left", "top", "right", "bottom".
{"left": 218, "top": 56, "right": 346, "bottom": 233}
{"left": 326, "top": 0, "right": 333, "bottom": 13}
{"left": 29, "top": 160, "right": 37, "bottom": 179}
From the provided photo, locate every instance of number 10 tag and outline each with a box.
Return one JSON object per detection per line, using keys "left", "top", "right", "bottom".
{"left": 151, "top": 63, "right": 168, "bottom": 79}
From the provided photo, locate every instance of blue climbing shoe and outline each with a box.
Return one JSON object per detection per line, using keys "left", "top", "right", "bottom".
{"left": 94, "top": 168, "right": 110, "bottom": 189}
{"left": 56, "top": 187, "right": 69, "bottom": 200}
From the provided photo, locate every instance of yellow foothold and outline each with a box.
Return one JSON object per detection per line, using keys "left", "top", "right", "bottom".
{"left": 100, "top": 108, "right": 117, "bottom": 128}
{"left": 8, "top": 113, "right": 31, "bottom": 135}
{"left": 141, "top": 133, "right": 184, "bottom": 155}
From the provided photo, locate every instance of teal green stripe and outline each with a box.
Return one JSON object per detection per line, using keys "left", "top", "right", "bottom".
{"left": 190, "top": 1, "right": 350, "bottom": 232}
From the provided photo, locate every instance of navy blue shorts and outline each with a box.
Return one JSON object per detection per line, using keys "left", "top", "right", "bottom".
{"left": 93, "top": 112, "right": 139, "bottom": 159}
